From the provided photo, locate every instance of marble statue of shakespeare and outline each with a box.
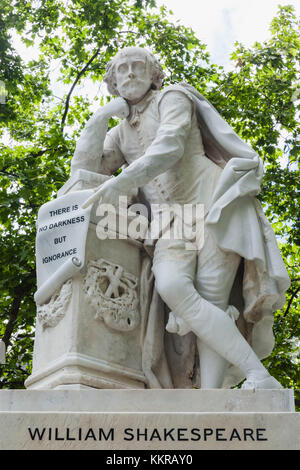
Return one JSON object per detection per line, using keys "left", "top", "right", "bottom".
{"left": 71, "top": 47, "right": 290, "bottom": 389}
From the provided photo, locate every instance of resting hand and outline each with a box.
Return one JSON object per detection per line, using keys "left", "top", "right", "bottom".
{"left": 82, "top": 179, "right": 122, "bottom": 209}
{"left": 100, "top": 97, "right": 130, "bottom": 120}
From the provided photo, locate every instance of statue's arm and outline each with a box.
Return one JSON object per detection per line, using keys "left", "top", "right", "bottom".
{"left": 111, "top": 91, "right": 193, "bottom": 191}
{"left": 70, "top": 97, "right": 129, "bottom": 176}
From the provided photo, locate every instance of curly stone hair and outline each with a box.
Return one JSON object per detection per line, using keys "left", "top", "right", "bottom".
{"left": 103, "top": 47, "right": 165, "bottom": 96}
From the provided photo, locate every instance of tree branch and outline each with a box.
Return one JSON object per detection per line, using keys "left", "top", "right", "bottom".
{"left": 2, "top": 295, "right": 23, "bottom": 349}
{"left": 60, "top": 48, "right": 101, "bottom": 131}
{"left": 0, "top": 170, "right": 20, "bottom": 179}
{"left": 2, "top": 270, "right": 35, "bottom": 349}
{"left": 283, "top": 287, "right": 300, "bottom": 317}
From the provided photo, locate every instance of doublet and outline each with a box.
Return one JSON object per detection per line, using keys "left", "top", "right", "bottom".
{"left": 101, "top": 89, "right": 222, "bottom": 214}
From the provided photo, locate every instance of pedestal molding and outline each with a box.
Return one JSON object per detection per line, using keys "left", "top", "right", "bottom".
{"left": 25, "top": 352, "right": 147, "bottom": 389}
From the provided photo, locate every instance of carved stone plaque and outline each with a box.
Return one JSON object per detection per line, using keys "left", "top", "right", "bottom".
{"left": 83, "top": 258, "right": 140, "bottom": 332}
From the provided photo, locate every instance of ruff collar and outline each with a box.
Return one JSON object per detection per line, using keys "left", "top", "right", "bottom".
{"left": 126, "top": 89, "right": 157, "bottom": 126}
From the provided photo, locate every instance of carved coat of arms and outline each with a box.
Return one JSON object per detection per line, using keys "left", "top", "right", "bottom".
{"left": 83, "top": 258, "right": 140, "bottom": 332}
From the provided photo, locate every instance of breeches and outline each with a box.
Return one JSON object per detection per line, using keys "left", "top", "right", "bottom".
{"left": 152, "top": 229, "right": 241, "bottom": 314}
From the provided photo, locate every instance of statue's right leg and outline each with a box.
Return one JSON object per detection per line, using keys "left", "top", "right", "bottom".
{"left": 152, "top": 238, "right": 232, "bottom": 388}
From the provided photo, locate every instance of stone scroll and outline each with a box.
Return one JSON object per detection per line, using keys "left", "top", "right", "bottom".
{"left": 34, "top": 189, "right": 94, "bottom": 305}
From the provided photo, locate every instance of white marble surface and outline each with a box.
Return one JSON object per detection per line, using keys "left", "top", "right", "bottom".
{"left": 0, "top": 389, "right": 298, "bottom": 450}
{"left": 0, "top": 389, "right": 295, "bottom": 412}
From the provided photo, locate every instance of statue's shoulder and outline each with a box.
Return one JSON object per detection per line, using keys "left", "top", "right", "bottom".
{"left": 159, "top": 83, "right": 192, "bottom": 98}
{"left": 159, "top": 82, "right": 208, "bottom": 105}
{"left": 157, "top": 83, "right": 198, "bottom": 110}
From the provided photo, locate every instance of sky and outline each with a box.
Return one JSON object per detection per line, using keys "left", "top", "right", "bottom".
{"left": 7, "top": 0, "right": 300, "bottom": 106}
{"left": 12, "top": 0, "right": 300, "bottom": 68}
{"left": 155, "top": 0, "right": 300, "bottom": 68}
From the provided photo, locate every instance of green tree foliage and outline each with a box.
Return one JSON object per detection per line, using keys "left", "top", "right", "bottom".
{"left": 0, "top": 2, "right": 299, "bottom": 400}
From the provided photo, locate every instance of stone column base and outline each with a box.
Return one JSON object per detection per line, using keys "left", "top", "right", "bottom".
{"left": 24, "top": 353, "right": 147, "bottom": 390}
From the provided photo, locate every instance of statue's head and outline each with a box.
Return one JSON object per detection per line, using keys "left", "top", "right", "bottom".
{"left": 103, "top": 47, "right": 165, "bottom": 103}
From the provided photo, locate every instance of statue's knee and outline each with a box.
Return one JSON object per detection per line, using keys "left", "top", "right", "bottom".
{"left": 153, "top": 272, "right": 191, "bottom": 309}
{"left": 154, "top": 278, "right": 174, "bottom": 304}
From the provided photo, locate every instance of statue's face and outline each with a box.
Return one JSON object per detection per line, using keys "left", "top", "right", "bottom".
{"left": 115, "top": 50, "right": 152, "bottom": 104}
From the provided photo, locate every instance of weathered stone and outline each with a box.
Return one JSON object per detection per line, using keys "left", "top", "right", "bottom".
{"left": 0, "top": 389, "right": 298, "bottom": 450}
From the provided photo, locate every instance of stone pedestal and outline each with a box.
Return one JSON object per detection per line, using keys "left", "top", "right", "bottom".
{"left": 0, "top": 389, "right": 298, "bottom": 450}
{"left": 25, "top": 235, "right": 147, "bottom": 390}
{"left": 25, "top": 170, "right": 148, "bottom": 390}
